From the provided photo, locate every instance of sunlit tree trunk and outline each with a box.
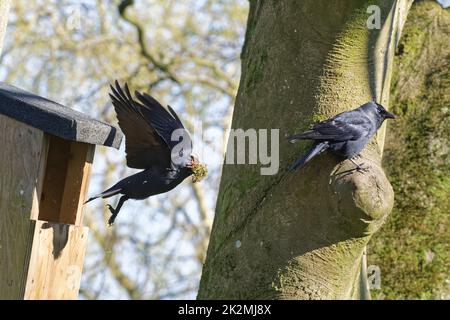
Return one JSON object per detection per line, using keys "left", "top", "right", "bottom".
{"left": 199, "top": 0, "right": 412, "bottom": 299}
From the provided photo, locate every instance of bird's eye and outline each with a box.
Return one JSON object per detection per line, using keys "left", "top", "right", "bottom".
{"left": 179, "top": 149, "right": 184, "bottom": 157}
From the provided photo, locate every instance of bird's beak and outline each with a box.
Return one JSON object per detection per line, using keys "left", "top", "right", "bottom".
{"left": 385, "top": 111, "right": 396, "bottom": 119}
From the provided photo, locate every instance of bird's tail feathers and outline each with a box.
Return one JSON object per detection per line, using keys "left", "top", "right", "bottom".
{"left": 289, "top": 142, "right": 329, "bottom": 171}
{"left": 288, "top": 131, "right": 313, "bottom": 143}
{"left": 84, "top": 187, "right": 122, "bottom": 204}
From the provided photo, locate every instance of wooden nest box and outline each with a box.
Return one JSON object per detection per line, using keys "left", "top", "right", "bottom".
{"left": 0, "top": 82, "right": 122, "bottom": 299}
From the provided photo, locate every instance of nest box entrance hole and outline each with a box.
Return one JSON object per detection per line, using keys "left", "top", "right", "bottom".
{"left": 37, "top": 134, "right": 94, "bottom": 225}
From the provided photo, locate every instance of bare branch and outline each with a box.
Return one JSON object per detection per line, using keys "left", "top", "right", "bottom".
{"left": 118, "top": 0, "right": 180, "bottom": 84}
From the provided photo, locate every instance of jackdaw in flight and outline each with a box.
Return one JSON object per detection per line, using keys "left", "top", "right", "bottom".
{"left": 85, "top": 81, "right": 207, "bottom": 225}
{"left": 288, "top": 101, "right": 395, "bottom": 172}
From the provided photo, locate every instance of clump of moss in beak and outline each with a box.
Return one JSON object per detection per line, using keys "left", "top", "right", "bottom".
{"left": 191, "top": 163, "right": 208, "bottom": 183}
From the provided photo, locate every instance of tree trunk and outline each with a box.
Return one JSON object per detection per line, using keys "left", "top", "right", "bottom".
{"left": 199, "top": 0, "right": 411, "bottom": 299}
{"left": 0, "top": 0, "right": 11, "bottom": 55}
{"left": 368, "top": 0, "right": 450, "bottom": 299}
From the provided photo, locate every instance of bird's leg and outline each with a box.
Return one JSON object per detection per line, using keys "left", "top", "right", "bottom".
{"left": 349, "top": 157, "right": 368, "bottom": 173}
{"left": 107, "top": 195, "right": 128, "bottom": 226}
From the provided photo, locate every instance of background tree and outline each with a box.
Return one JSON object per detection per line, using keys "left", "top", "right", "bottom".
{"left": 198, "top": 0, "right": 412, "bottom": 299}
{"left": 0, "top": 0, "right": 247, "bottom": 299}
{"left": 368, "top": 0, "right": 449, "bottom": 299}
{"left": 0, "top": 1, "right": 10, "bottom": 54}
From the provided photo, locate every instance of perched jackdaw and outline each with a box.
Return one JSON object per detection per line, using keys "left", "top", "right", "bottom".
{"left": 85, "top": 81, "right": 207, "bottom": 225}
{"left": 288, "top": 101, "right": 395, "bottom": 172}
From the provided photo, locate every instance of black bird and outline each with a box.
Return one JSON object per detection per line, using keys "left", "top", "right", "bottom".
{"left": 288, "top": 101, "right": 395, "bottom": 172}
{"left": 85, "top": 81, "right": 207, "bottom": 225}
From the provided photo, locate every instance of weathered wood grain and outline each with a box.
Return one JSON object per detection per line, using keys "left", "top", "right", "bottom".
{"left": 60, "top": 142, "right": 94, "bottom": 226}
{"left": 24, "top": 221, "right": 89, "bottom": 300}
{"left": 0, "top": 114, "right": 46, "bottom": 299}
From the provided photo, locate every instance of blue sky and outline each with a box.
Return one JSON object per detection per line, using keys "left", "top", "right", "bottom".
{"left": 438, "top": 0, "right": 450, "bottom": 7}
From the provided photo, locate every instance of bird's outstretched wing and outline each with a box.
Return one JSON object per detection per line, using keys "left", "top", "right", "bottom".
{"left": 109, "top": 81, "right": 172, "bottom": 169}
{"left": 135, "top": 90, "right": 193, "bottom": 161}
{"left": 289, "top": 111, "right": 372, "bottom": 142}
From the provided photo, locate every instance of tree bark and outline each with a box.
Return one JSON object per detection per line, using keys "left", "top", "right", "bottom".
{"left": 199, "top": 0, "right": 411, "bottom": 299}
{"left": 0, "top": 0, "right": 11, "bottom": 55}
{"left": 368, "top": 0, "right": 450, "bottom": 299}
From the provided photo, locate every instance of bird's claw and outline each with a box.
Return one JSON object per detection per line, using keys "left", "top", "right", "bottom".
{"left": 349, "top": 158, "right": 369, "bottom": 173}
{"left": 106, "top": 204, "right": 117, "bottom": 226}
{"left": 107, "top": 216, "right": 116, "bottom": 226}
{"left": 356, "top": 163, "right": 369, "bottom": 173}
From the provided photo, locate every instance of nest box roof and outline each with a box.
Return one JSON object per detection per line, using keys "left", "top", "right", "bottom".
{"left": 0, "top": 82, "right": 122, "bottom": 149}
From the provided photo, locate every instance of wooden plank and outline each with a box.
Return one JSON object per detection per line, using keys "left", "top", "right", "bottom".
{"left": 38, "top": 136, "right": 94, "bottom": 225}
{"left": 24, "top": 221, "right": 89, "bottom": 300}
{"left": 0, "top": 114, "right": 46, "bottom": 299}
{"left": 60, "top": 142, "right": 94, "bottom": 226}
{"left": 30, "top": 136, "right": 49, "bottom": 221}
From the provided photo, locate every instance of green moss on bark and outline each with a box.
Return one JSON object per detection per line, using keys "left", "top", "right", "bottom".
{"left": 368, "top": 1, "right": 450, "bottom": 300}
